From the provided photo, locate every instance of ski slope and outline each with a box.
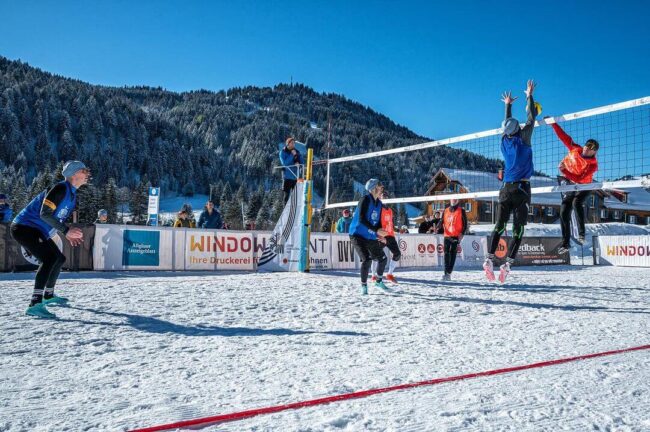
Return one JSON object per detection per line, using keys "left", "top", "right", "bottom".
{"left": 1, "top": 266, "right": 649, "bottom": 431}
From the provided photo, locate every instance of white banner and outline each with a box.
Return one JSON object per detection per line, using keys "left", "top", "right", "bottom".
{"left": 597, "top": 236, "right": 650, "bottom": 267}
{"left": 309, "top": 233, "right": 332, "bottom": 270}
{"left": 93, "top": 225, "right": 174, "bottom": 270}
{"left": 147, "top": 187, "right": 160, "bottom": 226}
{"left": 92, "top": 226, "right": 491, "bottom": 272}
{"left": 331, "top": 234, "right": 358, "bottom": 270}
{"left": 258, "top": 183, "right": 305, "bottom": 272}
{"left": 457, "top": 236, "right": 489, "bottom": 267}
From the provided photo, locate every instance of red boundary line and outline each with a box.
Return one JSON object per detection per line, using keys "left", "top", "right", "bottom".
{"left": 130, "top": 344, "right": 650, "bottom": 432}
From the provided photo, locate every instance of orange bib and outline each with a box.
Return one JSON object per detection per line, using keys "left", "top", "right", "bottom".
{"left": 443, "top": 206, "right": 464, "bottom": 238}
{"left": 381, "top": 207, "right": 395, "bottom": 236}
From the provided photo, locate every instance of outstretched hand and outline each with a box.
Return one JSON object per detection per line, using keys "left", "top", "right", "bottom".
{"left": 525, "top": 79, "right": 536, "bottom": 98}
{"left": 501, "top": 91, "right": 517, "bottom": 105}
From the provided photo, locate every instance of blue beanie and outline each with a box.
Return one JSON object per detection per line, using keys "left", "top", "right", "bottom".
{"left": 62, "top": 160, "right": 87, "bottom": 177}
{"left": 502, "top": 118, "right": 520, "bottom": 136}
{"left": 365, "top": 178, "right": 382, "bottom": 192}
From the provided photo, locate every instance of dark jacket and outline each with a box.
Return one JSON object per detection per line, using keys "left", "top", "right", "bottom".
{"left": 198, "top": 209, "right": 223, "bottom": 229}
{"left": 0, "top": 204, "right": 12, "bottom": 223}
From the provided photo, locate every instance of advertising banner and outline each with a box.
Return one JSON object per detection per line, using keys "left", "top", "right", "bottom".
{"left": 258, "top": 183, "right": 305, "bottom": 272}
{"left": 184, "top": 230, "right": 255, "bottom": 271}
{"left": 492, "top": 236, "right": 569, "bottom": 266}
{"left": 330, "top": 234, "right": 358, "bottom": 270}
{"left": 456, "top": 236, "right": 488, "bottom": 268}
{"left": 93, "top": 225, "right": 174, "bottom": 270}
{"left": 122, "top": 230, "right": 160, "bottom": 266}
{"left": 597, "top": 236, "right": 650, "bottom": 267}
{"left": 309, "top": 233, "right": 331, "bottom": 270}
{"left": 215, "top": 232, "right": 255, "bottom": 271}
{"left": 147, "top": 187, "right": 160, "bottom": 226}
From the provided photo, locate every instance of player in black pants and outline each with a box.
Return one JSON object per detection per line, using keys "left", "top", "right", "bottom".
{"left": 11, "top": 161, "right": 89, "bottom": 318}
{"left": 484, "top": 80, "right": 538, "bottom": 283}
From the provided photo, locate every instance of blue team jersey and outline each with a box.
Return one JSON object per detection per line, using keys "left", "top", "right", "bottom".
{"left": 348, "top": 194, "right": 382, "bottom": 240}
{"left": 501, "top": 135, "right": 534, "bottom": 182}
{"left": 13, "top": 181, "right": 77, "bottom": 238}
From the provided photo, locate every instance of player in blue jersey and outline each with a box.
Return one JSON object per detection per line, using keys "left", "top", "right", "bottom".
{"left": 11, "top": 161, "right": 90, "bottom": 318}
{"left": 484, "top": 80, "right": 538, "bottom": 283}
{"left": 349, "top": 178, "right": 391, "bottom": 295}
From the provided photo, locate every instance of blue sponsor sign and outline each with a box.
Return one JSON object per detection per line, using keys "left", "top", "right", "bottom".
{"left": 122, "top": 230, "right": 160, "bottom": 266}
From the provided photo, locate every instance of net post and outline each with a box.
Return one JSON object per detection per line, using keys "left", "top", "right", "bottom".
{"left": 299, "top": 149, "right": 314, "bottom": 272}
{"left": 325, "top": 160, "right": 331, "bottom": 208}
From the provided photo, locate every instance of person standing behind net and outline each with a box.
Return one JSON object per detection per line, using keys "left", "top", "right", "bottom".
{"left": 279, "top": 136, "right": 304, "bottom": 203}
{"left": 440, "top": 198, "right": 467, "bottom": 281}
{"left": 335, "top": 209, "right": 353, "bottom": 233}
{"left": 551, "top": 121, "right": 599, "bottom": 254}
{"left": 11, "top": 161, "right": 89, "bottom": 318}
{"left": 349, "top": 179, "right": 391, "bottom": 295}
{"left": 484, "top": 79, "right": 538, "bottom": 283}
{"left": 198, "top": 200, "right": 223, "bottom": 229}
{"left": 371, "top": 191, "right": 402, "bottom": 284}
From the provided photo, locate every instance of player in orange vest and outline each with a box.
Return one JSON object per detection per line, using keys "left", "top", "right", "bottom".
{"left": 371, "top": 192, "right": 402, "bottom": 283}
{"left": 551, "top": 121, "right": 599, "bottom": 254}
{"left": 440, "top": 198, "right": 467, "bottom": 281}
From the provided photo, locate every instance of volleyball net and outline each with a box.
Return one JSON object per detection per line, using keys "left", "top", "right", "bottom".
{"left": 322, "top": 97, "right": 650, "bottom": 210}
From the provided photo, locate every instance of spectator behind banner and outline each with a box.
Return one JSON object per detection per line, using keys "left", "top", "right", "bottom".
{"left": 432, "top": 211, "right": 442, "bottom": 233}
{"left": 398, "top": 225, "right": 409, "bottom": 234}
{"left": 197, "top": 200, "right": 223, "bottom": 229}
{"left": 173, "top": 209, "right": 196, "bottom": 228}
{"left": 180, "top": 203, "right": 196, "bottom": 226}
{"left": 96, "top": 209, "right": 108, "bottom": 224}
{"left": 279, "top": 136, "right": 304, "bottom": 203}
{"left": 0, "top": 193, "right": 12, "bottom": 223}
{"left": 335, "top": 209, "right": 353, "bottom": 233}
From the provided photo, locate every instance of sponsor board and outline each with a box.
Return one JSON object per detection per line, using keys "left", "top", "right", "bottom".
{"left": 185, "top": 231, "right": 255, "bottom": 271}
{"left": 598, "top": 236, "right": 650, "bottom": 267}
{"left": 492, "top": 236, "right": 568, "bottom": 266}
{"left": 259, "top": 183, "right": 305, "bottom": 271}
{"left": 309, "top": 233, "right": 331, "bottom": 270}
{"left": 122, "top": 230, "right": 160, "bottom": 267}
{"left": 331, "top": 234, "right": 358, "bottom": 269}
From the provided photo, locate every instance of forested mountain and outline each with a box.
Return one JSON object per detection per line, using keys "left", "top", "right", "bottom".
{"left": 0, "top": 56, "right": 500, "bottom": 229}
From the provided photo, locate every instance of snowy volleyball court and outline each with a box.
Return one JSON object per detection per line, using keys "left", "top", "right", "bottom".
{"left": 1, "top": 266, "right": 649, "bottom": 431}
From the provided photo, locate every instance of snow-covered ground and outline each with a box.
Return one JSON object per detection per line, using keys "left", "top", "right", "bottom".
{"left": 1, "top": 267, "right": 649, "bottom": 431}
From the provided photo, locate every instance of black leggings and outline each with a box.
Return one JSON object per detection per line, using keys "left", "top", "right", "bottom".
{"left": 11, "top": 224, "right": 66, "bottom": 293}
{"left": 444, "top": 237, "right": 459, "bottom": 274}
{"left": 351, "top": 235, "right": 387, "bottom": 284}
{"left": 489, "top": 182, "right": 531, "bottom": 260}
{"left": 560, "top": 191, "right": 589, "bottom": 247}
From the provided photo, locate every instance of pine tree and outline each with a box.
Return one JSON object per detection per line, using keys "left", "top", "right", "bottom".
{"left": 9, "top": 169, "right": 28, "bottom": 215}
{"left": 28, "top": 166, "right": 54, "bottom": 198}
{"left": 76, "top": 184, "right": 102, "bottom": 224}
{"left": 245, "top": 189, "right": 263, "bottom": 222}
{"left": 223, "top": 198, "right": 243, "bottom": 230}
{"left": 255, "top": 198, "right": 271, "bottom": 230}
{"left": 219, "top": 183, "right": 232, "bottom": 211}
{"left": 270, "top": 190, "right": 285, "bottom": 223}
{"left": 102, "top": 178, "right": 119, "bottom": 223}
{"left": 130, "top": 176, "right": 150, "bottom": 224}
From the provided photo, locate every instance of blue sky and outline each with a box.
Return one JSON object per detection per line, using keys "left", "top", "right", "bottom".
{"left": 1, "top": 0, "right": 649, "bottom": 139}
